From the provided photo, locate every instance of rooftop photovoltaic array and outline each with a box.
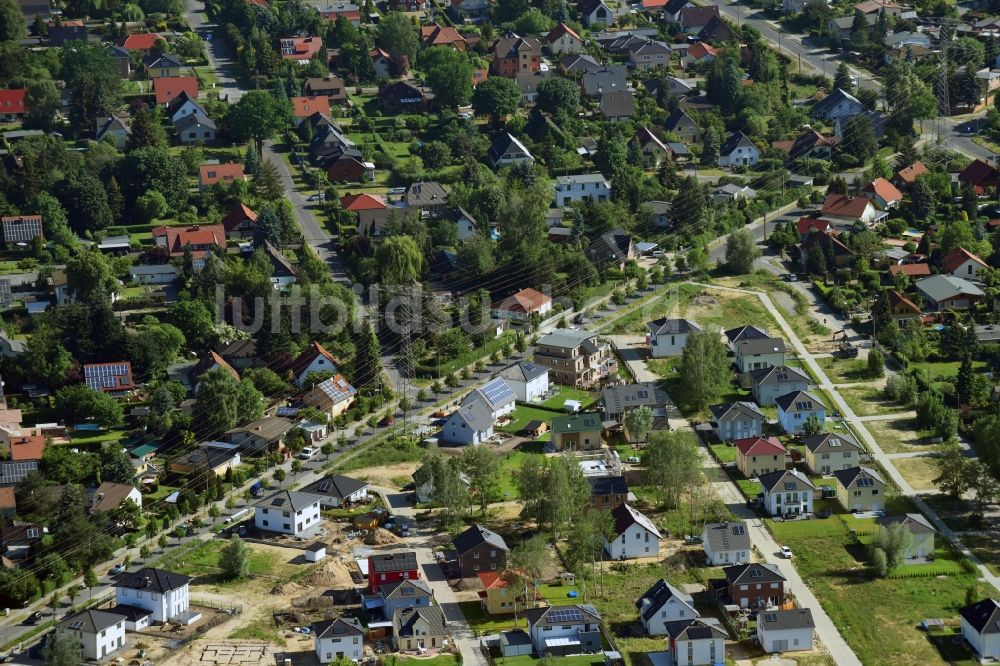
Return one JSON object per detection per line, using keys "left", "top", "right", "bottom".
{"left": 857, "top": 476, "right": 875, "bottom": 487}
{"left": 480, "top": 378, "right": 515, "bottom": 406}
{"left": 548, "top": 608, "right": 584, "bottom": 623}
{"left": 84, "top": 363, "right": 132, "bottom": 391}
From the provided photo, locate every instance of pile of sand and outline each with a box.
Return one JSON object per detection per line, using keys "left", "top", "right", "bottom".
{"left": 302, "top": 565, "right": 346, "bottom": 588}
{"left": 292, "top": 594, "right": 336, "bottom": 609}
{"left": 364, "top": 528, "right": 399, "bottom": 545}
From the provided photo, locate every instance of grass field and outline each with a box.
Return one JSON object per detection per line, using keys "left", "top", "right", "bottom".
{"left": 497, "top": 442, "right": 545, "bottom": 499}
{"left": 814, "top": 356, "right": 870, "bottom": 384}
{"left": 607, "top": 283, "right": 780, "bottom": 336}
{"left": 893, "top": 456, "right": 942, "bottom": 491}
{"left": 838, "top": 384, "right": 908, "bottom": 418}
{"left": 768, "top": 513, "right": 977, "bottom": 665}
{"left": 228, "top": 611, "right": 287, "bottom": 646}
{"left": 863, "top": 419, "right": 935, "bottom": 455}
{"left": 459, "top": 601, "right": 527, "bottom": 634}
{"left": 155, "top": 540, "right": 291, "bottom": 585}
{"left": 501, "top": 405, "right": 561, "bottom": 434}
{"left": 541, "top": 387, "right": 596, "bottom": 411}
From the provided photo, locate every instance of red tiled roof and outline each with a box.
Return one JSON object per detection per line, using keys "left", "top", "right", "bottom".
{"left": 0, "top": 89, "right": 26, "bottom": 116}
{"left": 281, "top": 36, "right": 324, "bottom": 60}
{"left": 821, "top": 194, "right": 872, "bottom": 219}
{"left": 492, "top": 288, "right": 552, "bottom": 315}
{"left": 863, "top": 178, "right": 903, "bottom": 205}
{"left": 642, "top": 0, "right": 668, "bottom": 7}
{"left": 292, "top": 96, "right": 332, "bottom": 118}
{"left": 422, "top": 25, "right": 466, "bottom": 47}
{"left": 199, "top": 163, "right": 245, "bottom": 187}
{"left": 221, "top": 203, "right": 258, "bottom": 232}
{"left": 889, "top": 263, "right": 930, "bottom": 277}
{"left": 686, "top": 42, "right": 718, "bottom": 59}
{"left": 152, "top": 224, "right": 226, "bottom": 255}
{"left": 289, "top": 341, "right": 338, "bottom": 379}
{"left": 341, "top": 193, "right": 386, "bottom": 211}
{"left": 941, "top": 247, "right": 989, "bottom": 274}
{"left": 9, "top": 435, "right": 45, "bottom": 461}
{"left": 154, "top": 76, "right": 198, "bottom": 105}
{"left": 0, "top": 487, "right": 14, "bottom": 510}
{"left": 120, "top": 32, "right": 162, "bottom": 51}
{"left": 546, "top": 22, "right": 581, "bottom": 43}
{"left": 795, "top": 217, "right": 831, "bottom": 236}
{"left": 896, "top": 161, "right": 927, "bottom": 186}
{"left": 958, "top": 159, "right": 1000, "bottom": 188}
{"left": 734, "top": 436, "right": 786, "bottom": 457}
{"left": 192, "top": 350, "right": 240, "bottom": 382}
{"left": 886, "top": 288, "right": 921, "bottom": 314}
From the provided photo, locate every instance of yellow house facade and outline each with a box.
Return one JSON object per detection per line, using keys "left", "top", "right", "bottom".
{"left": 833, "top": 466, "right": 886, "bottom": 512}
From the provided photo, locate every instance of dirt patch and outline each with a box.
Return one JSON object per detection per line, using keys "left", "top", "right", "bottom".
{"left": 354, "top": 462, "right": 421, "bottom": 489}
{"left": 299, "top": 558, "right": 355, "bottom": 588}
{"left": 364, "top": 527, "right": 399, "bottom": 545}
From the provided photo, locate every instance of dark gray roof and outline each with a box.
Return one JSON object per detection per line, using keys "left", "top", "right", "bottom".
{"left": 832, "top": 466, "right": 885, "bottom": 488}
{"left": 663, "top": 618, "right": 729, "bottom": 641}
{"left": 59, "top": 609, "right": 123, "bottom": 634}
{"left": 588, "top": 475, "right": 628, "bottom": 496}
{"left": 703, "top": 521, "right": 750, "bottom": 553}
{"left": 312, "top": 616, "right": 364, "bottom": 638}
{"left": 113, "top": 567, "right": 191, "bottom": 593}
{"left": 720, "top": 132, "right": 756, "bottom": 157}
{"left": 562, "top": 54, "right": 602, "bottom": 74}
{"left": 599, "top": 90, "right": 635, "bottom": 118}
{"left": 665, "top": 108, "right": 698, "bottom": 132}
{"left": 524, "top": 604, "right": 602, "bottom": 628}
{"left": 709, "top": 401, "right": 764, "bottom": 423}
{"left": 582, "top": 66, "right": 628, "bottom": 96}
{"left": 500, "top": 361, "right": 548, "bottom": 383}
{"left": 725, "top": 325, "right": 768, "bottom": 345}
{"left": 405, "top": 181, "right": 448, "bottom": 208}
{"left": 876, "top": 513, "right": 936, "bottom": 534}
{"left": 774, "top": 390, "right": 823, "bottom": 413}
{"left": 636, "top": 579, "right": 694, "bottom": 622}
{"left": 537, "top": 328, "right": 599, "bottom": 350}
{"left": 601, "top": 382, "right": 667, "bottom": 414}
{"left": 758, "top": 609, "right": 815, "bottom": 631}
{"left": 394, "top": 605, "right": 447, "bottom": 637}
{"left": 145, "top": 52, "right": 182, "bottom": 68}
{"left": 647, "top": 318, "right": 700, "bottom": 335}
{"left": 723, "top": 562, "right": 785, "bottom": 585}
{"left": 254, "top": 490, "right": 323, "bottom": 512}
{"left": 801, "top": 433, "right": 860, "bottom": 454}
{"left": 749, "top": 365, "right": 810, "bottom": 388}
{"left": 757, "top": 469, "right": 815, "bottom": 493}
{"left": 370, "top": 551, "right": 418, "bottom": 574}
{"left": 448, "top": 400, "right": 493, "bottom": 431}
{"left": 380, "top": 578, "right": 433, "bottom": 600}
{"left": 106, "top": 604, "right": 153, "bottom": 622}
{"left": 961, "top": 599, "right": 1000, "bottom": 635}
{"left": 736, "top": 337, "right": 786, "bottom": 355}
{"left": 174, "top": 112, "right": 216, "bottom": 132}
{"left": 487, "top": 131, "right": 532, "bottom": 163}
{"left": 810, "top": 88, "right": 862, "bottom": 118}
{"left": 300, "top": 474, "right": 369, "bottom": 501}
{"left": 453, "top": 524, "right": 509, "bottom": 555}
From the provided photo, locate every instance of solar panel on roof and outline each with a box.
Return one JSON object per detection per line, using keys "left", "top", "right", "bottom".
{"left": 731, "top": 524, "right": 745, "bottom": 535}
{"left": 857, "top": 477, "right": 874, "bottom": 487}
{"left": 69, "top": 621, "right": 84, "bottom": 630}
{"left": 272, "top": 497, "right": 286, "bottom": 506}
{"left": 549, "top": 608, "right": 584, "bottom": 623}
{"left": 318, "top": 482, "right": 332, "bottom": 492}
{"left": 764, "top": 613, "right": 777, "bottom": 623}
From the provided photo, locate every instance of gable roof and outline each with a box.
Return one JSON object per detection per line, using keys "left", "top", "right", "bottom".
{"left": 341, "top": 193, "right": 387, "bottom": 211}
{"left": 724, "top": 324, "right": 768, "bottom": 345}
{"left": 562, "top": 54, "right": 603, "bottom": 74}
{"left": 896, "top": 161, "right": 928, "bottom": 185}
{"left": 488, "top": 131, "right": 532, "bottom": 162}
{"left": 289, "top": 340, "right": 338, "bottom": 379}
{"left": 811, "top": 88, "right": 862, "bottom": 118}
{"left": 703, "top": 521, "right": 750, "bottom": 553}
{"left": 493, "top": 288, "right": 551, "bottom": 315}
{"left": 199, "top": 162, "right": 245, "bottom": 187}
{"left": 663, "top": 618, "right": 729, "bottom": 641}
{"left": 91, "top": 482, "right": 137, "bottom": 512}
{"left": 636, "top": 579, "right": 694, "bottom": 621}
{"left": 449, "top": 400, "right": 493, "bottom": 432}
{"left": 734, "top": 436, "right": 786, "bottom": 457}
{"left": 552, "top": 412, "right": 602, "bottom": 433}
{"left": 723, "top": 562, "right": 785, "bottom": 585}
{"left": 832, "top": 465, "right": 885, "bottom": 489}
{"left": 59, "top": 609, "right": 123, "bottom": 634}
{"left": 121, "top": 32, "right": 161, "bottom": 50}
{"left": 453, "top": 524, "right": 509, "bottom": 555}
{"left": 9, "top": 435, "right": 45, "bottom": 461}
{"left": 611, "top": 502, "right": 661, "bottom": 538}
{"left": 749, "top": 365, "right": 810, "bottom": 388}
{"left": 524, "top": 604, "right": 602, "bottom": 628}
{"left": 600, "top": 382, "right": 667, "bottom": 415}
{"left": 821, "top": 194, "right": 873, "bottom": 219}
{"left": 774, "top": 390, "right": 824, "bottom": 413}
{"left": 370, "top": 551, "right": 418, "bottom": 573}
{"left": 599, "top": 90, "right": 635, "bottom": 119}
{"left": 757, "top": 468, "right": 815, "bottom": 493}
{"left": 221, "top": 203, "right": 258, "bottom": 233}
{"left": 493, "top": 32, "right": 542, "bottom": 58}
{"left": 154, "top": 76, "right": 198, "bottom": 105}
{"left": 864, "top": 177, "right": 903, "bottom": 204}
{"left": 463, "top": 378, "right": 516, "bottom": 412}
{"left": 174, "top": 112, "right": 217, "bottom": 133}
{"left": 588, "top": 475, "right": 628, "bottom": 496}
{"left": 380, "top": 577, "right": 433, "bottom": 599}
{"left": 152, "top": 224, "right": 225, "bottom": 255}
{"left": 961, "top": 599, "right": 1000, "bottom": 635}
{"left": 709, "top": 401, "right": 764, "bottom": 422}
{"left": 84, "top": 361, "right": 136, "bottom": 393}
{"left": 941, "top": 247, "right": 989, "bottom": 273}
{"left": 546, "top": 22, "right": 581, "bottom": 43}
{"left": 312, "top": 616, "right": 364, "bottom": 638}
{"left": 875, "top": 512, "right": 936, "bottom": 534}
{"left": 647, "top": 318, "right": 699, "bottom": 335}
{"left": 801, "top": 432, "right": 861, "bottom": 454}
{"left": 959, "top": 159, "right": 1000, "bottom": 188}
{"left": 292, "top": 95, "right": 331, "bottom": 118}
{"left": 395, "top": 605, "right": 447, "bottom": 636}
{"left": 916, "top": 275, "right": 985, "bottom": 302}
{"left": 735, "top": 337, "right": 786, "bottom": 356}
{"left": 758, "top": 608, "right": 815, "bottom": 632}
{"left": 254, "top": 489, "right": 323, "bottom": 512}
{"left": 165, "top": 90, "right": 205, "bottom": 118}
{"left": 889, "top": 263, "right": 930, "bottom": 278}
{"left": 679, "top": 5, "right": 720, "bottom": 27}
{"left": 113, "top": 567, "right": 191, "bottom": 593}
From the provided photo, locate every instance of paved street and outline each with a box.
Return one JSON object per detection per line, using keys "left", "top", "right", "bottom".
{"left": 184, "top": 0, "right": 243, "bottom": 102}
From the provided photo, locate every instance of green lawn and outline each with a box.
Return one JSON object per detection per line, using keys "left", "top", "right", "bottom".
{"left": 498, "top": 442, "right": 545, "bottom": 499}
{"left": 607, "top": 283, "right": 780, "bottom": 336}
{"left": 707, "top": 441, "right": 738, "bottom": 464}
{"left": 838, "top": 384, "right": 909, "bottom": 418}
{"left": 501, "top": 405, "right": 561, "bottom": 434}
{"left": 814, "top": 356, "right": 870, "bottom": 384}
{"left": 399, "top": 656, "right": 460, "bottom": 666}
{"left": 155, "top": 539, "right": 288, "bottom": 583}
{"left": 66, "top": 428, "right": 128, "bottom": 447}
{"left": 497, "top": 655, "right": 603, "bottom": 666}
{"left": 540, "top": 387, "right": 596, "bottom": 411}
{"left": 768, "top": 512, "right": 977, "bottom": 666}
{"left": 459, "top": 601, "right": 527, "bottom": 634}
{"left": 863, "top": 418, "right": 935, "bottom": 455}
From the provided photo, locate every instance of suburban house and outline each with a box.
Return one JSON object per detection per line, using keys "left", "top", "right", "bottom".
{"left": 311, "top": 616, "right": 365, "bottom": 663}
{"left": 462, "top": 378, "right": 517, "bottom": 422}
{"left": 756, "top": 609, "right": 815, "bottom": 654}
{"left": 453, "top": 524, "right": 509, "bottom": 578}
{"left": 875, "top": 513, "right": 936, "bottom": 557}
{"left": 492, "top": 33, "right": 542, "bottom": 77}
{"left": 636, "top": 579, "right": 698, "bottom": 636}
{"left": 225, "top": 416, "right": 295, "bottom": 456}
{"left": 605, "top": 502, "right": 661, "bottom": 560}
{"left": 588, "top": 475, "right": 629, "bottom": 511}
{"left": 941, "top": 248, "right": 989, "bottom": 280}
{"left": 198, "top": 162, "right": 245, "bottom": 191}
{"left": 491, "top": 288, "right": 552, "bottom": 321}
{"left": 173, "top": 112, "right": 216, "bottom": 144}
{"left": 343, "top": 193, "right": 391, "bottom": 237}
{"left": 304, "top": 75, "right": 348, "bottom": 104}
{"left": 734, "top": 338, "right": 786, "bottom": 373}
{"left": 154, "top": 76, "right": 198, "bottom": 106}
{"left": 546, "top": 23, "right": 583, "bottom": 54}
{"left": 803, "top": 433, "right": 862, "bottom": 475}
{"left": 84, "top": 361, "right": 136, "bottom": 396}
{"left": 599, "top": 382, "right": 668, "bottom": 425}
{"left": 810, "top": 87, "right": 864, "bottom": 121}
{"left": 680, "top": 40, "right": 718, "bottom": 69}
{"left": 709, "top": 401, "right": 764, "bottom": 442}
{"left": 499, "top": 361, "right": 549, "bottom": 403}
{"left": 833, "top": 466, "right": 887, "bottom": 512}
{"left": 734, "top": 436, "right": 787, "bottom": 479}
{"left": 758, "top": 469, "right": 815, "bottom": 517}
{"left": 915, "top": 275, "right": 985, "bottom": 311}
{"left": 289, "top": 341, "right": 340, "bottom": 388}
{"left": 403, "top": 181, "right": 450, "bottom": 217}
{"left": 647, "top": 318, "right": 700, "bottom": 357}
{"left": 880, "top": 289, "right": 923, "bottom": 323}
{"left": 702, "top": 521, "right": 751, "bottom": 566}
{"left": 145, "top": 52, "right": 183, "bottom": 78}
{"left": 111, "top": 568, "right": 194, "bottom": 627}
{"left": 820, "top": 194, "right": 882, "bottom": 226}
{"left": 392, "top": 606, "right": 448, "bottom": 652}
{"left": 554, "top": 173, "right": 612, "bottom": 206}
{"left": 299, "top": 474, "right": 369, "bottom": 509}
{"left": 253, "top": 490, "right": 323, "bottom": 536}
{"left": 478, "top": 570, "right": 525, "bottom": 616}
{"left": 580, "top": 0, "right": 615, "bottom": 25}
{"left": 959, "top": 159, "right": 1000, "bottom": 194}
{"left": 120, "top": 31, "right": 162, "bottom": 54}
{"left": 627, "top": 40, "right": 671, "bottom": 71}
{"left": 488, "top": 132, "right": 534, "bottom": 168}
{"left": 129, "top": 264, "right": 180, "bottom": 285}
{"left": 380, "top": 578, "right": 433, "bottom": 619}
{"left": 280, "top": 35, "right": 324, "bottom": 63}
{"left": 630, "top": 127, "right": 671, "bottom": 168}
{"left": 776, "top": 390, "right": 826, "bottom": 435}
{"left": 1, "top": 214, "right": 43, "bottom": 245}
{"left": 664, "top": 619, "right": 728, "bottom": 666}
{"left": 524, "top": 605, "right": 603, "bottom": 656}
{"left": 533, "top": 329, "right": 614, "bottom": 388}
{"left": 169, "top": 441, "right": 241, "bottom": 477}
{"left": 749, "top": 366, "right": 810, "bottom": 406}
{"left": 551, "top": 413, "right": 604, "bottom": 451}
{"left": 599, "top": 90, "right": 635, "bottom": 121}
{"left": 189, "top": 351, "right": 239, "bottom": 392}
{"left": 91, "top": 482, "right": 142, "bottom": 513}
{"left": 152, "top": 225, "right": 225, "bottom": 266}
{"left": 960, "top": 598, "right": 1000, "bottom": 660}
{"left": 895, "top": 161, "right": 928, "bottom": 189}
{"left": 95, "top": 115, "right": 132, "bottom": 149}
{"left": 302, "top": 375, "right": 358, "bottom": 419}
{"left": 440, "top": 402, "right": 495, "bottom": 445}
{"left": 720, "top": 562, "right": 786, "bottom": 609}
{"left": 368, "top": 552, "right": 420, "bottom": 594}
{"left": 718, "top": 132, "right": 760, "bottom": 167}
{"left": 679, "top": 5, "right": 720, "bottom": 32}
{"left": 863, "top": 178, "right": 903, "bottom": 209}
{"left": 664, "top": 108, "right": 701, "bottom": 142}
{"left": 58, "top": 610, "right": 125, "bottom": 661}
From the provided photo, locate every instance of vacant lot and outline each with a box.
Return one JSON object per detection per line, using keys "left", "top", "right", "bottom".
{"left": 838, "top": 384, "right": 909, "bottom": 418}
{"left": 893, "top": 456, "right": 941, "bottom": 491}
{"left": 862, "top": 418, "right": 937, "bottom": 455}
{"left": 609, "top": 283, "right": 780, "bottom": 336}
{"left": 815, "top": 356, "right": 870, "bottom": 385}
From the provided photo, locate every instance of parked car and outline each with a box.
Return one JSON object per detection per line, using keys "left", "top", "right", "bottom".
{"left": 780, "top": 546, "right": 793, "bottom": 559}
{"left": 109, "top": 563, "right": 126, "bottom": 575}
{"left": 25, "top": 612, "right": 43, "bottom": 625}
{"left": 625, "top": 456, "right": 640, "bottom": 464}
{"left": 298, "top": 447, "right": 317, "bottom": 460}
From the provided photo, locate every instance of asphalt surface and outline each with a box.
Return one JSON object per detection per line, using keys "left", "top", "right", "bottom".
{"left": 184, "top": 0, "right": 243, "bottom": 102}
